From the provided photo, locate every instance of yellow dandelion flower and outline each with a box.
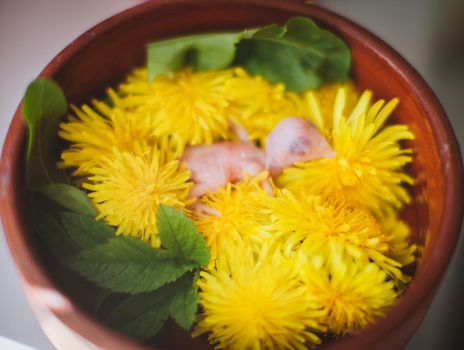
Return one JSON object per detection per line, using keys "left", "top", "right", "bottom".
{"left": 118, "top": 68, "right": 234, "bottom": 150}
{"left": 268, "top": 189, "right": 408, "bottom": 282}
{"left": 224, "top": 68, "right": 304, "bottom": 142}
{"left": 115, "top": 68, "right": 151, "bottom": 101}
{"left": 195, "top": 243, "right": 326, "bottom": 349}
{"left": 304, "top": 81, "right": 359, "bottom": 138}
{"left": 83, "top": 148, "right": 192, "bottom": 247}
{"left": 278, "top": 88, "right": 414, "bottom": 212}
{"left": 377, "top": 208, "right": 417, "bottom": 267}
{"left": 194, "top": 173, "right": 272, "bottom": 266}
{"left": 59, "top": 92, "right": 159, "bottom": 175}
{"left": 301, "top": 255, "right": 397, "bottom": 335}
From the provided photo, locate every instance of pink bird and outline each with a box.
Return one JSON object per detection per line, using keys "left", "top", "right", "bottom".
{"left": 181, "top": 117, "right": 335, "bottom": 198}
{"left": 181, "top": 141, "right": 266, "bottom": 198}
{"left": 265, "top": 117, "right": 335, "bottom": 176}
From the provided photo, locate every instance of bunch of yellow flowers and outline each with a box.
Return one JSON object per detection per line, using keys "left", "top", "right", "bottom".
{"left": 59, "top": 67, "right": 416, "bottom": 349}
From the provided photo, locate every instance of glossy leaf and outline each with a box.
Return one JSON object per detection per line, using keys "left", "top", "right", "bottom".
{"left": 147, "top": 32, "right": 242, "bottom": 81}
{"left": 235, "top": 17, "right": 351, "bottom": 92}
{"left": 104, "top": 273, "right": 197, "bottom": 341}
{"left": 40, "top": 184, "right": 97, "bottom": 216}
{"left": 66, "top": 236, "right": 198, "bottom": 294}
{"left": 22, "top": 79, "right": 67, "bottom": 188}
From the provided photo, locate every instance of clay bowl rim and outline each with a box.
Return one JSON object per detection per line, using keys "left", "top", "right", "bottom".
{"left": 1, "top": 0, "right": 463, "bottom": 349}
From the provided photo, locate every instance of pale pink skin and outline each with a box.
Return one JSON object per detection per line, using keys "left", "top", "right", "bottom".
{"left": 181, "top": 141, "right": 266, "bottom": 198}
{"left": 265, "top": 117, "right": 335, "bottom": 176}
{"left": 181, "top": 117, "right": 335, "bottom": 199}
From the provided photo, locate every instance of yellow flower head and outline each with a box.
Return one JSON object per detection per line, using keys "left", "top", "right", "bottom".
{"left": 377, "top": 208, "right": 417, "bottom": 267}
{"left": 59, "top": 90, "right": 159, "bottom": 175}
{"left": 301, "top": 255, "right": 397, "bottom": 335}
{"left": 268, "top": 189, "right": 408, "bottom": 282}
{"left": 194, "top": 173, "right": 272, "bottom": 266}
{"left": 224, "top": 68, "right": 304, "bottom": 143}
{"left": 304, "top": 81, "right": 359, "bottom": 138}
{"left": 278, "top": 88, "right": 414, "bottom": 212}
{"left": 83, "top": 148, "right": 192, "bottom": 247}
{"left": 118, "top": 68, "right": 234, "bottom": 150}
{"left": 195, "top": 243, "right": 326, "bottom": 349}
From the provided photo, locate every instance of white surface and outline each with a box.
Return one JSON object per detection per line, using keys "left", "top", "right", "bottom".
{"left": 1, "top": 1, "right": 463, "bottom": 350}
{"left": 0, "top": 336, "right": 36, "bottom": 350}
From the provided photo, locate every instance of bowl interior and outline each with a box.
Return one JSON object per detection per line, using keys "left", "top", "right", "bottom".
{"left": 2, "top": 1, "right": 463, "bottom": 350}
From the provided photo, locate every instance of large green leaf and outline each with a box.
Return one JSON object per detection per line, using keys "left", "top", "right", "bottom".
{"left": 147, "top": 32, "right": 243, "bottom": 81}
{"left": 37, "top": 214, "right": 80, "bottom": 258}
{"left": 65, "top": 207, "right": 209, "bottom": 294}
{"left": 234, "top": 17, "right": 351, "bottom": 92}
{"left": 36, "top": 210, "right": 114, "bottom": 258}
{"left": 22, "top": 79, "right": 68, "bottom": 189}
{"left": 40, "top": 184, "right": 97, "bottom": 216}
{"left": 104, "top": 273, "right": 197, "bottom": 341}
{"left": 168, "top": 273, "right": 199, "bottom": 330}
{"left": 106, "top": 289, "right": 170, "bottom": 341}
{"left": 66, "top": 236, "right": 198, "bottom": 294}
{"left": 58, "top": 211, "right": 115, "bottom": 250}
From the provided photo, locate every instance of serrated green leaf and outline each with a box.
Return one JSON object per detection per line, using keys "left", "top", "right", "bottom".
{"left": 106, "top": 290, "right": 171, "bottom": 342}
{"left": 36, "top": 210, "right": 114, "bottom": 259}
{"left": 94, "top": 289, "right": 113, "bottom": 315}
{"left": 37, "top": 214, "right": 80, "bottom": 257}
{"left": 169, "top": 274, "right": 198, "bottom": 330}
{"left": 66, "top": 236, "right": 198, "bottom": 294}
{"left": 157, "top": 205, "right": 210, "bottom": 266}
{"left": 22, "top": 79, "right": 68, "bottom": 189}
{"left": 58, "top": 211, "right": 115, "bottom": 250}
{"left": 147, "top": 32, "right": 242, "bottom": 81}
{"left": 104, "top": 273, "right": 196, "bottom": 341}
{"left": 235, "top": 17, "right": 351, "bottom": 92}
{"left": 40, "top": 184, "right": 97, "bottom": 216}
{"left": 39, "top": 205, "right": 210, "bottom": 295}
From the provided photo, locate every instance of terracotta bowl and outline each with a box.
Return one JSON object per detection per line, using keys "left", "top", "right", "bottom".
{"left": 1, "top": 0, "right": 463, "bottom": 349}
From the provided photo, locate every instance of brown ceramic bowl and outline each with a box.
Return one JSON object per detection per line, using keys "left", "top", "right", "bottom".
{"left": 1, "top": 0, "right": 463, "bottom": 349}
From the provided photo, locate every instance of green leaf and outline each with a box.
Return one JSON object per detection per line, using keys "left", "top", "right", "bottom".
{"left": 36, "top": 210, "right": 114, "bottom": 258}
{"left": 22, "top": 79, "right": 68, "bottom": 189}
{"left": 105, "top": 273, "right": 197, "bottom": 341}
{"left": 39, "top": 184, "right": 97, "bottom": 216}
{"left": 147, "top": 32, "right": 242, "bottom": 81}
{"left": 168, "top": 273, "right": 199, "bottom": 330}
{"left": 157, "top": 205, "right": 210, "bottom": 266}
{"left": 37, "top": 214, "right": 80, "bottom": 257}
{"left": 66, "top": 236, "right": 198, "bottom": 294}
{"left": 106, "top": 289, "right": 170, "bottom": 341}
{"left": 58, "top": 211, "right": 115, "bottom": 250}
{"left": 35, "top": 205, "right": 209, "bottom": 295}
{"left": 94, "top": 289, "right": 113, "bottom": 315}
{"left": 234, "top": 17, "right": 351, "bottom": 92}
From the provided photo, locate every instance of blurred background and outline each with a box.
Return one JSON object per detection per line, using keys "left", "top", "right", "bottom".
{"left": 0, "top": 0, "right": 462, "bottom": 349}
